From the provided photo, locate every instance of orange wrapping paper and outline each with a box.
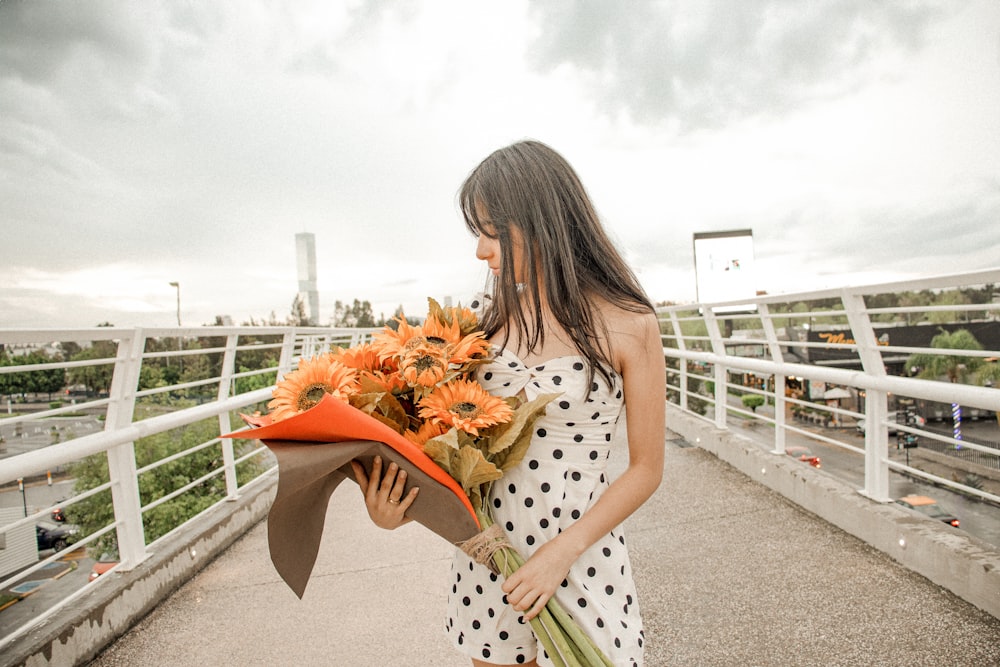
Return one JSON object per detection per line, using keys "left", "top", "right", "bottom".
{"left": 224, "top": 394, "right": 480, "bottom": 598}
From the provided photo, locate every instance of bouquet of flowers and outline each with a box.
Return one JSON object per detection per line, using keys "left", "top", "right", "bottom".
{"left": 229, "top": 298, "right": 612, "bottom": 666}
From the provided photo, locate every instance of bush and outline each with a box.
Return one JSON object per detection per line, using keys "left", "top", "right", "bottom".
{"left": 741, "top": 394, "right": 766, "bottom": 413}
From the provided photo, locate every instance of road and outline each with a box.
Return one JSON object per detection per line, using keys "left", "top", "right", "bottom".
{"left": 0, "top": 479, "right": 76, "bottom": 517}
{"left": 0, "top": 414, "right": 103, "bottom": 460}
{"left": 728, "top": 417, "right": 1000, "bottom": 548}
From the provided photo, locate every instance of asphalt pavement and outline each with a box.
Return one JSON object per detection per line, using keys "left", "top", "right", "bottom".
{"left": 84, "top": 431, "right": 1000, "bottom": 667}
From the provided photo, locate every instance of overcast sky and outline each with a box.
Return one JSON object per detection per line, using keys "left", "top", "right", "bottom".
{"left": 2, "top": 0, "right": 999, "bottom": 329}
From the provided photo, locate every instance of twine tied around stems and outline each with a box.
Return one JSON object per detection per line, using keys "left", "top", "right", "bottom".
{"left": 459, "top": 523, "right": 512, "bottom": 575}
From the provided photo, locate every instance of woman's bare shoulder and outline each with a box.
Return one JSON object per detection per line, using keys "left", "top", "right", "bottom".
{"left": 595, "top": 301, "right": 660, "bottom": 366}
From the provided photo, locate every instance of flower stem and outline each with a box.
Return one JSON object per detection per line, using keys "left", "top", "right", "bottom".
{"left": 504, "top": 546, "right": 613, "bottom": 666}
{"left": 475, "top": 506, "right": 613, "bottom": 667}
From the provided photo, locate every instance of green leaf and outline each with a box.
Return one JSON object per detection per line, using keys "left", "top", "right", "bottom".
{"left": 454, "top": 445, "right": 503, "bottom": 491}
{"left": 487, "top": 392, "right": 560, "bottom": 455}
{"left": 423, "top": 428, "right": 460, "bottom": 466}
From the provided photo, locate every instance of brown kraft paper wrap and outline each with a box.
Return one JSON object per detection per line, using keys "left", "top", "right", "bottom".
{"left": 264, "top": 438, "right": 481, "bottom": 598}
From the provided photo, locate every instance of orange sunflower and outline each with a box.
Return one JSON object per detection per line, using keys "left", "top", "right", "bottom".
{"left": 418, "top": 379, "right": 514, "bottom": 436}
{"left": 449, "top": 331, "right": 491, "bottom": 365}
{"left": 441, "top": 304, "right": 480, "bottom": 337}
{"left": 371, "top": 317, "right": 423, "bottom": 360}
{"left": 332, "top": 343, "right": 384, "bottom": 373}
{"left": 404, "top": 419, "right": 448, "bottom": 447}
{"left": 399, "top": 344, "right": 450, "bottom": 387}
{"left": 421, "top": 315, "right": 463, "bottom": 348}
{"left": 359, "top": 369, "right": 409, "bottom": 395}
{"left": 267, "top": 355, "right": 359, "bottom": 422}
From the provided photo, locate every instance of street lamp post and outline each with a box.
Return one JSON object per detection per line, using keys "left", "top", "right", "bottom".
{"left": 168, "top": 281, "right": 181, "bottom": 326}
{"left": 18, "top": 477, "right": 27, "bottom": 517}
{"left": 169, "top": 281, "right": 183, "bottom": 373}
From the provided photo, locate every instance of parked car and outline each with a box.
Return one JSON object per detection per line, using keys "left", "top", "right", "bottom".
{"left": 786, "top": 445, "right": 821, "bottom": 468}
{"left": 89, "top": 553, "right": 120, "bottom": 582}
{"left": 895, "top": 495, "right": 960, "bottom": 528}
{"left": 36, "top": 520, "right": 80, "bottom": 551}
{"left": 856, "top": 414, "right": 926, "bottom": 435}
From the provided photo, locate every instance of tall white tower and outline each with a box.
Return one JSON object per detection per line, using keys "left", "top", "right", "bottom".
{"left": 295, "top": 232, "right": 320, "bottom": 325}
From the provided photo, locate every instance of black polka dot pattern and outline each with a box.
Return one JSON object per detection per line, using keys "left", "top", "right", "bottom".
{"left": 445, "top": 346, "right": 642, "bottom": 666}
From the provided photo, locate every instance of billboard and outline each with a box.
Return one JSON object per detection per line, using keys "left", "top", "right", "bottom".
{"left": 692, "top": 229, "right": 756, "bottom": 314}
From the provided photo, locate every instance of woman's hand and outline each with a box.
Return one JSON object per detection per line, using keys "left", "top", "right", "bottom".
{"left": 500, "top": 537, "right": 579, "bottom": 621}
{"left": 350, "top": 456, "right": 419, "bottom": 530}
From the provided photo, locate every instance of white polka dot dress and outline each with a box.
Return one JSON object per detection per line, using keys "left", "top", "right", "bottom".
{"left": 445, "top": 348, "right": 645, "bottom": 666}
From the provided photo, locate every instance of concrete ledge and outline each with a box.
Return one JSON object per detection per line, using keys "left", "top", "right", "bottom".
{"left": 667, "top": 405, "right": 1000, "bottom": 620}
{"left": 4, "top": 475, "right": 277, "bottom": 667}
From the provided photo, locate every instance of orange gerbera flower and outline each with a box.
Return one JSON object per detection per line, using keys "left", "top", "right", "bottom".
{"left": 399, "top": 344, "right": 449, "bottom": 387}
{"left": 418, "top": 379, "right": 514, "bottom": 436}
{"left": 267, "top": 355, "right": 359, "bottom": 422}
{"left": 404, "top": 419, "right": 448, "bottom": 447}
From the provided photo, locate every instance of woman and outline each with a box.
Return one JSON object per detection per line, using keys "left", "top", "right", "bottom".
{"left": 355, "top": 140, "right": 665, "bottom": 666}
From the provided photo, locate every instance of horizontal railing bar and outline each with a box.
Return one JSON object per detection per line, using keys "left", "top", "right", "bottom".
{"left": 664, "top": 347, "right": 1000, "bottom": 410}
{"left": 873, "top": 345, "right": 999, "bottom": 359}
{"left": 0, "top": 399, "right": 111, "bottom": 421}
{"left": 0, "top": 357, "right": 116, "bottom": 374}
{"left": 867, "top": 303, "right": 1000, "bottom": 314}
{"left": 135, "top": 438, "right": 222, "bottom": 475}
{"left": 885, "top": 458, "right": 1000, "bottom": 504}
{"left": 0, "top": 388, "right": 273, "bottom": 484}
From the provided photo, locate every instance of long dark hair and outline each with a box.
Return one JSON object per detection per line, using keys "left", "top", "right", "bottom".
{"left": 459, "top": 140, "right": 653, "bottom": 384}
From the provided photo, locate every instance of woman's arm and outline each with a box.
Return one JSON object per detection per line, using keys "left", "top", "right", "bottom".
{"left": 501, "top": 310, "right": 666, "bottom": 620}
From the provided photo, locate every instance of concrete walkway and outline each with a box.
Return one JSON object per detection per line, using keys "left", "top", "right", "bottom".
{"left": 88, "top": 433, "right": 1000, "bottom": 667}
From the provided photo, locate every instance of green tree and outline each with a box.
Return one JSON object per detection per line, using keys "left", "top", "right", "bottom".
{"left": 289, "top": 294, "right": 310, "bottom": 326}
{"left": 0, "top": 350, "right": 66, "bottom": 399}
{"left": 741, "top": 394, "right": 766, "bottom": 413}
{"left": 976, "top": 360, "right": 1000, "bottom": 428}
{"left": 331, "top": 299, "right": 377, "bottom": 328}
{"left": 927, "top": 290, "right": 971, "bottom": 325}
{"left": 906, "top": 329, "right": 984, "bottom": 384}
{"left": 178, "top": 342, "right": 213, "bottom": 401}
{"left": 897, "top": 290, "right": 934, "bottom": 325}
{"left": 68, "top": 342, "right": 117, "bottom": 396}
{"left": 68, "top": 416, "right": 266, "bottom": 556}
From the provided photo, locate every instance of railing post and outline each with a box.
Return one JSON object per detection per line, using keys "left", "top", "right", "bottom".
{"left": 843, "top": 292, "right": 892, "bottom": 502}
{"left": 104, "top": 330, "right": 148, "bottom": 569}
{"left": 669, "top": 312, "right": 688, "bottom": 412}
{"left": 759, "top": 304, "right": 787, "bottom": 454}
{"left": 277, "top": 331, "right": 298, "bottom": 379}
{"left": 217, "top": 334, "right": 240, "bottom": 499}
{"left": 704, "top": 309, "right": 728, "bottom": 429}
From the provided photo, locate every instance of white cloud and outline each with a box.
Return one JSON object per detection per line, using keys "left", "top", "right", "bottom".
{"left": 1, "top": 0, "right": 998, "bottom": 329}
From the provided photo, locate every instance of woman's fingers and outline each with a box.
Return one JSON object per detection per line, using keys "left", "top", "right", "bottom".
{"left": 397, "top": 484, "right": 419, "bottom": 510}
{"left": 523, "top": 594, "right": 549, "bottom": 621}
{"left": 350, "top": 460, "right": 369, "bottom": 488}
{"left": 367, "top": 455, "right": 384, "bottom": 497}
{"left": 379, "top": 460, "right": 399, "bottom": 496}
{"left": 504, "top": 584, "right": 546, "bottom": 620}
{"left": 352, "top": 456, "right": 418, "bottom": 529}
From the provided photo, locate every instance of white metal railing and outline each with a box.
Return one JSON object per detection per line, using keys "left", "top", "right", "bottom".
{"left": 0, "top": 324, "right": 376, "bottom": 646}
{"left": 659, "top": 268, "right": 1000, "bottom": 506}
{"left": 2, "top": 270, "right": 999, "bottom": 649}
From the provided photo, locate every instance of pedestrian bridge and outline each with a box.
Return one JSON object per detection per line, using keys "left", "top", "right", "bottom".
{"left": 2, "top": 269, "right": 1000, "bottom": 666}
